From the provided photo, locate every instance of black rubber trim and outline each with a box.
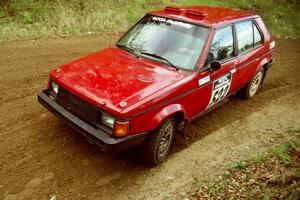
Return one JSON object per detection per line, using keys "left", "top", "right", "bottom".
{"left": 265, "top": 59, "right": 274, "bottom": 70}
{"left": 37, "top": 90, "right": 147, "bottom": 152}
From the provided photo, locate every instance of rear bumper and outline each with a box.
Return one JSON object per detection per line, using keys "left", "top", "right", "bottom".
{"left": 265, "top": 59, "right": 274, "bottom": 70}
{"left": 37, "top": 90, "right": 147, "bottom": 152}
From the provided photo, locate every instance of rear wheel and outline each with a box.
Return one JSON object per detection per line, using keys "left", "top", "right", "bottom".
{"left": 142, "top": 118, "right": 175, "bottom": 165}
{"left": 238, "top": 69, "right": 264, "bottom": 99}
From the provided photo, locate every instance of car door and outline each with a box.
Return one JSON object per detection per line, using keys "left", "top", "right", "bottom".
{"left": 196, "top": 25, "right": 238, "bottom": 114}
{"left": 234, "top": 19, "right": 264, "bottom": 87}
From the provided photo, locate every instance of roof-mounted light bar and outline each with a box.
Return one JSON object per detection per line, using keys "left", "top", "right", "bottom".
{"left": 185, "top": 9, "right": 207, "bottom": 19}
{"left": 164, "top": 6, "right": 184, "bottom": 14}
{"left": 164, "top": 6, "right": 207, "bottom": 20}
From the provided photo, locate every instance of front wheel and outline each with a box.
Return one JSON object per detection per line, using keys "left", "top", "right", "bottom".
{"left": 238, "top": 69, "right": 264, "bottom": 99}
{"left": 142, "top": 118, "right": 176, "bottom": 165}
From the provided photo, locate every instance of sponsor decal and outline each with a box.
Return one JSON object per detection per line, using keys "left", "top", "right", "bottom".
{"left": 230, "top": 68, "right": 237, "bottom": 74}
{"left": 198, "top": 76, "right": 210, "bottom": 86}
{"left": 152, "top": 16, "right": 193, "bottom": 29}
{"left": 270, "top": 41, "right": 275, "bottom": 50}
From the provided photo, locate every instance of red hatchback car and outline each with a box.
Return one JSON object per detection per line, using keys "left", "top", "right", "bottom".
{"left": 38, "top": 6, "right": 275, "bottom": 164}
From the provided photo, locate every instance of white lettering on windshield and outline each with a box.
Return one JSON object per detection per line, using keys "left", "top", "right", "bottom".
{"left": 152, "top": 16, "right": 193, "bottom": 29}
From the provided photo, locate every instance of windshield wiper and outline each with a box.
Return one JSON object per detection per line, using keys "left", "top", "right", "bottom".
{"left": 116, "top": 44, "right": 140, "bottom": 58}
{"left": 140, "top": 51, "right": 179, "bottom": 71}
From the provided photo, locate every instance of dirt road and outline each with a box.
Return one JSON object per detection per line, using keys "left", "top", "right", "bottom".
{"left": 0, "top": 36, "right": 299, "bottom": 200}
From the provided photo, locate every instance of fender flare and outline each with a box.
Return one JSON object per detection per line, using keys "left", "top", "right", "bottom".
{"left": 256, "top": 57, "right": 269, "bottom": 72}
{"left": 151, "top": 104, "right": 186, "bottom": 130}
{"left": 256, "top": 58, "right": 269, "bottom": 83}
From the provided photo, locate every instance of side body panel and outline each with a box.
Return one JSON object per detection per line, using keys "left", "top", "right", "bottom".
{"left": 235, "top": 45, "right": 265, "bottom": 86}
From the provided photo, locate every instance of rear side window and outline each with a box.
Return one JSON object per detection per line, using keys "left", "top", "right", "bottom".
{"left": 253, "top": 23, "right": 263, "bottom": 46}
{"left": 236, "top": 21, "right": 253, "bottom": 52}
{"left": 209, "top": 26, "right": 234, "bottom": 62}
{"left": 236, "top": 20, "right": 263, "bottom": 53}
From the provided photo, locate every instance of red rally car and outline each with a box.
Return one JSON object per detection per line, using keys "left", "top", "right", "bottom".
{"left": 38, "top": 6, "right": 275, "bottom": 164}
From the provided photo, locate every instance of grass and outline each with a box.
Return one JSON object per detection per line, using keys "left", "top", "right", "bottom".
{"left": 188, "top": 128, "right": 300, "bottom": 199}
{"left": 228, "top": 160, "right": 248, "bottom": 170}
{"left": 0, "top": 0, "right": 299, "bottom": 41}
{"left": 275, "top": 142, "right": 293, "bottom": 165}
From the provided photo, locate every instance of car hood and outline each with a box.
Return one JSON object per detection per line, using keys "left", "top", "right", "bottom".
{"left": 50, "top": 47, "right": 187, "bottom": 116}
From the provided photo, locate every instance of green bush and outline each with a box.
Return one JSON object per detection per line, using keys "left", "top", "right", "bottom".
{"left": 0, "top": 0, "right": 299, "bottom": 40}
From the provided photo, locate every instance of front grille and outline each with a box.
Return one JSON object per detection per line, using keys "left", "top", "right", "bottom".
{"left": 56, "top": 87, "right": 99, "bottom": 126}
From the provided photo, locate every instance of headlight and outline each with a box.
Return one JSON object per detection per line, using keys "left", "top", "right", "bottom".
{"left": 101, "top": 112, "right": 115, "bottom": 128}
{"left": 51, "top": 81, "right": 59, "bottom": 94}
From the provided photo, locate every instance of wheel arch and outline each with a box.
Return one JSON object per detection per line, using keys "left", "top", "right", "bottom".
{"left": 257, "top": 57, "right": 269, "bottom": 72}
{"left": 257, "top": 57, "right": 269, "bottom": 83}
{"left": 151, "top": 104, "right": 186, "bottom": 131}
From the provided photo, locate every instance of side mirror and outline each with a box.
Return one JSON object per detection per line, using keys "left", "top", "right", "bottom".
{"left": 210, "top": 60, "right": 221, "bottom": 71}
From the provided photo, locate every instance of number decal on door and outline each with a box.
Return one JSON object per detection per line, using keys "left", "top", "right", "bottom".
{"left": 207, "top": 73, "right": 232, "bottom": 108}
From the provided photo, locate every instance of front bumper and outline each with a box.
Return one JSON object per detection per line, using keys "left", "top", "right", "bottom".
{"left": 37, "top": 90, "right": 147, "bottom": 152}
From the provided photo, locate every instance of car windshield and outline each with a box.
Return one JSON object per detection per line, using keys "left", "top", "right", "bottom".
{"left": 117, "top": 15, "right": 209, "bottom": 71}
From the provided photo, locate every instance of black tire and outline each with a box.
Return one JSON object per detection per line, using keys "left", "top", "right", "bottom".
{"left": 142, "top": 118, "right": 176, "bottom": 165}
{"left": 237, "top": 68, "right": 265, "bottom": 99}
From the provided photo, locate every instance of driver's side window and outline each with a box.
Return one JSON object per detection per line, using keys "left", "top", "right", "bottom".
{"left": 206, "top": 26, "right": 234, "bottom": 65}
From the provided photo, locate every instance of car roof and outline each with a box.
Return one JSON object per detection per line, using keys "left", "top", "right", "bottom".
{"left": 149, "top": 6, "right": 258, "bottom": 27}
